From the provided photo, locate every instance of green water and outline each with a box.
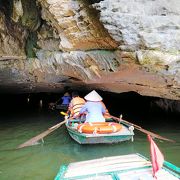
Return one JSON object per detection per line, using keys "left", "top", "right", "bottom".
{"left": 0, "top": 109, "right": 179, "bottom": 180}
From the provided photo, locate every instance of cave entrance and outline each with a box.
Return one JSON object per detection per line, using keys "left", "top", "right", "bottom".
{"left": 0, "top": 91, "right": 178, "bottom": 124}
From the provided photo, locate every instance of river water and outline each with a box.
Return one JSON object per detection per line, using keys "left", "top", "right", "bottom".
{"left": 0, "top": 94, "right": 180, "bottom": 180}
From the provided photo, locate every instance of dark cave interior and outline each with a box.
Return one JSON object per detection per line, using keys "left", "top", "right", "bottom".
{"left": 0, "top": 90, "right": 178, "bottom": 124}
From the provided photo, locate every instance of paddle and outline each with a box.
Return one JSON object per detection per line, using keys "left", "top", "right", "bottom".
{"left": 17, "top": 119, "right": 66, "bottom": 149}
{"left": 111, "top": 115, "right": 175, "bottom": 143}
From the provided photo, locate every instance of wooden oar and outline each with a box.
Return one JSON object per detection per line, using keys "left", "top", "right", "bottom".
{"left": 17, "top": 120, "right": 66, "bottom": 149}
{"left": 111, "top": 115, "right": 175, "bottom": 143}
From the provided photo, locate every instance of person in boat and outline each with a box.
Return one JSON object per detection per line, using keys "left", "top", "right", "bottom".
{"left": 67, "top": 91, "right": 86, "bottom": 118}
{"left": 100, "top": 101, "right": 111, "bottom": 119}
{"left": 48, "top": 92, "right": 71, "bottom": 110}
{"left": 79, "top": 90, "right": 106, "bottom": 123}
{"left": 61, "top": 92, "right": 71, "bottom": 107}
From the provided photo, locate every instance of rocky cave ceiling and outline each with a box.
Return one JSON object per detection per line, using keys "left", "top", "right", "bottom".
{"left": 0, "top": 0, "right": 179, "bottom": 100}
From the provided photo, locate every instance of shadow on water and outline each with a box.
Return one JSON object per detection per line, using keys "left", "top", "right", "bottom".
{"left": 0, "top": 92, "right": 179, "bottom": 179}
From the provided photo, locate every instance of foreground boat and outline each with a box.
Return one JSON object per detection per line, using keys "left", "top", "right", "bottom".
{"left": 55, "top": 153, "right": 180, "bottom": 180}
{"left": 65, "top": 119, "right": 134, "bottom": 144}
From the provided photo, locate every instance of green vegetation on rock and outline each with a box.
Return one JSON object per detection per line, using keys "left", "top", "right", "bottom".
{"left": 25, "top": 32, "right": 39, "bottom": 58}
{"left": 20, "top": 0, "right": 41, "bottom": 31}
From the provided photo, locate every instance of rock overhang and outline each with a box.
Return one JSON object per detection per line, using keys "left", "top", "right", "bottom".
{"left": 0, "top": 0, "right": 179, "bottom": 100}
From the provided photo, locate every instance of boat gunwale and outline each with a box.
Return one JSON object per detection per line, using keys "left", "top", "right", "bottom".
{"left": 137, "top": 153, "right": 180, "bottom": 178}
{"left": 65, "top": 120, "right": 134, "bottom": 138}
{"left": 55, "top": 154, "right": 180, "bottom": 180}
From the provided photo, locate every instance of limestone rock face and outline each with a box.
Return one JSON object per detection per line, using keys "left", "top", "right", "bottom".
{"left": 151, "top": 98, "right": 180, "bottom": 113}
{"left": 0, "top": 11, "right": 27, "bottom": 59}
{"left": 0, "top": 0, "right": 180, "bottom": 102}
{"left": 93, "top": 0, "right": 180, "bottom": 52}
{"left": 37, "top": 0, "right": 118, "bottom": 51}
{"left": 92, "top": 0, "right": 180, "bottom": 99}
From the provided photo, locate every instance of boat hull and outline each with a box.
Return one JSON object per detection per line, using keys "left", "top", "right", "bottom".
{"left": 55, "top": 153, "right": 180, "bottom": 180}
{"left": 66, "top": 121, "right": 134, "bottom": 144}
{"left": 55, "top": 104, "right": 68, "bottom": 110}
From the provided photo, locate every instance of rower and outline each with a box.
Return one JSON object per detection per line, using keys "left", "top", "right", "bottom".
{"left": 79, "top": 90, "right": 106, "bottom": 123}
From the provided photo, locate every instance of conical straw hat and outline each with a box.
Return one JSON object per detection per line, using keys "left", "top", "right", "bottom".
{"left": 84, "top": 90, "right": 102, "bottom": 101}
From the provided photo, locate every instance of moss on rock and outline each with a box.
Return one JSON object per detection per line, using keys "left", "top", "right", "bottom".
{"left": 25, "top": 32, "right": 39, "bottom": 58}
{"left": 20, "top": 0, "right": 41, "bottom": 31}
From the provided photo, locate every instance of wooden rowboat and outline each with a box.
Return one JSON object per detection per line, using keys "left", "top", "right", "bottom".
{"left": 65, "top": 119, "right": 134, "bottom": 144}
{"left": 49, "top": 103, "right": 68, "bottom": 110}
{"left": 55, "top": 153, "right": 180, "bottom": 180}
{"left": 55, "top": 104, "right": 68, "bottom": 110}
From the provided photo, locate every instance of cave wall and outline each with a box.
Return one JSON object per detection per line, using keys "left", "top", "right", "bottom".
{"left": 0, "top": 0, "right": 179, "bottom": 101}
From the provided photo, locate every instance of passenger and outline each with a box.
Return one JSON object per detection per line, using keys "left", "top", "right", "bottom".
{"left": 61, "top": 92, "right": 71, "bottom": 106}
{"left": 68, "top": 91, "right": 86, "bottom": 118}
{"left": 79, "top": 90, "right": 106, "bottom": 123}
{"left": 100, "top": 101, "right": 111, "bottom": 119}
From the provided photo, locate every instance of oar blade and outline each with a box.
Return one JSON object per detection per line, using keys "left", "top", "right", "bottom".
{"left": 17, "top": 130, "right": 51, "bottom": 149}
{"left": 111, "top": 115, "right": 175, "bottom": 143}
{"left": 138, "top": 128, "right": 175, "bottom": 143}
{"left": 17, "top": 120, "right": 66, "bottom": 149}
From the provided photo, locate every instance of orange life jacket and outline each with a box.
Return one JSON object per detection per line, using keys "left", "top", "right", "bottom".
{"left": 69, "top": 97, "right": 85, "bottom": 117}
